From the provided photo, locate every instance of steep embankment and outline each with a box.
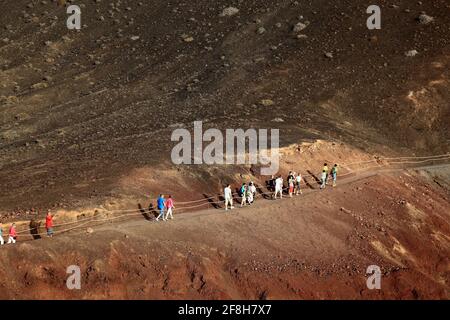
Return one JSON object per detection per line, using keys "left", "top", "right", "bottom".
{"left": 0, "top": 167, "right": 448, "bottom": 299}
{"left": 0, "top": 0, "right": 449, "bottom": 215}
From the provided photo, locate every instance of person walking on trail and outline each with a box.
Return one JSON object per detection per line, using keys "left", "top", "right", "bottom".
{"left": 331, "top": 164, "right": 338, "bottom": 187}
{"left": 249, "top": 182, "right": 257, "bottom": 199}
{"left": 224, "top": 184, "right": 234, "bottom": 210}
{"left": 0, "top": 224, "right": 4, "bottom": 245}
{"left": 295, "top": 172, "right": 303, "bottom": 195}
{"left": 288, "top": 172, "right": 295, "bottom": 198}
{"left": 240, "top": 183, "right": 247, "bottom": 207}
{"left": 274, "top": 176, "right": 283, "bottom": 199}
{"left": 246, "top": 184, "right": 254, "bottom": 205}
{"left": 156, "top": 194, "right": 166, "bottom": 221}
{"left": 45, "top": 210, "right": 54, "bottom": 237}
{"left": 7, "top": 223, "right": 17, "bottom": 244}
{"left": 165, "top": 195, "right": 175, "bottom": 220}
{"left": 320, "top": 163, "right": 329, "bottom": 189}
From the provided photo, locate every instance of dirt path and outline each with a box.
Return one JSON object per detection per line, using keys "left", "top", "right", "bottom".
{"left": 56, "top": 162, "right": 450, "bottom": 237}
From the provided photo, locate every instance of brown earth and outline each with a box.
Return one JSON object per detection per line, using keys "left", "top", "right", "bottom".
{"left": 0, "top": 164, "right": 449, "bottom": 299}
{"left": 0, "top": 0, "right": 449, "bottom": 299}
{"left": 0, "top": 0, "right": 449, "bottom": 214}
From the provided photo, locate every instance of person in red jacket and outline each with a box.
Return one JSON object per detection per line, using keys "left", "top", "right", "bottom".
{"left": 45, "top": 210, "right": 54, "bottom": 237}
{"left": 165, "top": 195, "right": 175, "bottom": 220}
{"left": 7, "top": 223, "right": 17, "bottom": 244}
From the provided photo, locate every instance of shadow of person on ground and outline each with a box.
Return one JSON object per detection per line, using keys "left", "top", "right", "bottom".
{"left": 256, "top": 185, "right": 271, "bottom": 200}
{"left": 138, "top": 203, "right": 153, "bottom": 221}
{"left": 307, "top": 170, "right": 321, "bottom": 188}
{"left": 203, "top": 194, "right": 222, "bottom": 209}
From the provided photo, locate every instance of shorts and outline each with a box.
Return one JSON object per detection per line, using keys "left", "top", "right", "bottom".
{"left": 47, "top": 228, "right": 54, "bottom": 236}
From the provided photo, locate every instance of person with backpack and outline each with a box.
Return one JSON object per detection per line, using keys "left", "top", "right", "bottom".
{"left": 165, "top": 195, "right": 175, "bottom": 220}
{"left": 240, "top": 183, "right": 247, "bottom": 207}
{"left": 7, "top": 223, "right": 17, "bottom": 244}
{"left": 45, "top": 210, "right": 54, "bottom": 237}
{"left": 156, "top": 194, "right": 166, "bottom": 221}
{"left": 224, "top": 184, "right": 234, "bottom": 210}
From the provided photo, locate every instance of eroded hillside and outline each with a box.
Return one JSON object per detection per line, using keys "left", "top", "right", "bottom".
{"left": 0, "top": 0, "right": 449, "bottom": 216}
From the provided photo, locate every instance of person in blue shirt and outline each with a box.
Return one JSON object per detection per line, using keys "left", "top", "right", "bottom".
{"left": 156, "top": 194, "right": 166, "bottom": 221}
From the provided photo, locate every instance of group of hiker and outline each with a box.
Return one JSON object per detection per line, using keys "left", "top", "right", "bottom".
{"left": 1, "top": 163, "right": 340, "bottom": 240}
{"left": 224, "top": 163, "right": 339, "bottom": 210}
{"left": 0, "top": 210, "right": 54, "bottom": 246}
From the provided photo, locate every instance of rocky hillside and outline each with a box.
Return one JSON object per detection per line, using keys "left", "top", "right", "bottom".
{"left": 0, "top": 0, "right": 449, "bottom": 214}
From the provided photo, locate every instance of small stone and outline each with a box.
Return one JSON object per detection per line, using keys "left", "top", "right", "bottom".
{"left": 293, "top": 22, "right": 308, "bottom": 33}
{"left": 260, "top": 99, "right": 274, "bottom": 106}
{"left": 257, "top": 27, "right": 266, "bottom": 34}
{"left": 181, "top": 34, "right": 194, "bottom": 42}
{"left": 405, "top": 50, "right": 418, "bottom": 57}
{"left": 417, "top": 14, "right": 434, "bottom": 25}
{"left": 219, "top": 7, "right": 239, "bottom": 17}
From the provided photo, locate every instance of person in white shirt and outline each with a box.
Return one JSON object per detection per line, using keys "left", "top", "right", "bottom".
{"left": 295, "top": 173, "right": 303, "bottom": 195}
{"left": 246, "top": 186, "right": 254, "bottom": 204}
{"left": 249, "top": 182, "right": 257, "bottom": 198}
{"left": 274, "top": 176, "right": 283, "bottom": 199}
{"left": 224, "top": 184, "right": 234, "bottom": 210}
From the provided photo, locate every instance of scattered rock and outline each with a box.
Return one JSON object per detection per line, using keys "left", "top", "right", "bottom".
{"left": 181, "top": 34, "right": 194, "bottom": 42}
{"left": 324, "top": 52, "right": 334, "bottom": 59}
{"left": 257, "top": 27, "right": 266, "bottom": 34}
{"left": 219, "top": 7, "right": 239, "bottom": 17}
{"left": 86, "top": 227, "right": 94, "bottom": 234}
{"left": 0, "top": 95, "right": 19, "bottom": 105}
{"left": 417, "top": 14, "right": 434, "bottom": 25}
{"left": 260, "top": 99, "right": 274, "bottom": 106}
{"left": 405, "top": 50, "right": 419, "bottom": 57}
{"left": 30, "top": 82, "right": 48, "bottom": 90}
{"left": 293, "top": 22, "right": 308, "bottom": 33}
